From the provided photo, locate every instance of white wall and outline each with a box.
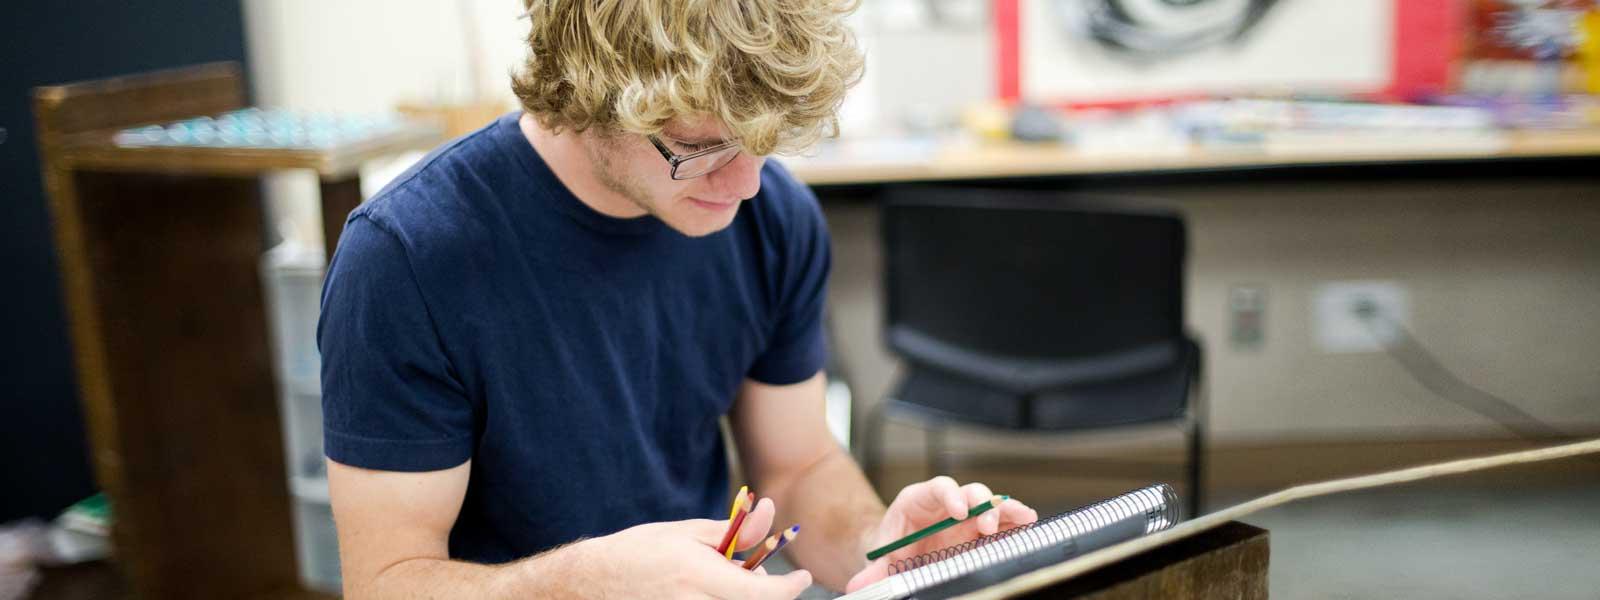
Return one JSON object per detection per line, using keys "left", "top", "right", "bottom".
{"left": 242, "top": 0, "right": 529, "bottom": 247}
{"left": 1182, "top": 180, "right": 1600, "bottom": 439}
{"left": 244, "top": 0, "right": 526, "bottom": 112}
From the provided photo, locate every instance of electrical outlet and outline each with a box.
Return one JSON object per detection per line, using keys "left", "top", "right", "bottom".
{"left": 1313, "top": 281, "right": 1409, "bottom": 353}
{"left": 1228, "top": 285, "right": 1267, "bottom": 351}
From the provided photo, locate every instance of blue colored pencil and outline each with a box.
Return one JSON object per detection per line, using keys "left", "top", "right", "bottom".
{"left": 745, "top": 525, "right": 799, "bottom": 571}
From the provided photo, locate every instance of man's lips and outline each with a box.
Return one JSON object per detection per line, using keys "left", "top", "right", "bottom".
{"left": 688, "top": 197, "right": 738, "bottom": 211}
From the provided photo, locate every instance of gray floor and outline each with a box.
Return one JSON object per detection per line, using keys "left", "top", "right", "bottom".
{"left": 777, "top": 482, "right": 1600, "bottom": 598}
{"left": 1241, "top": 482, "right": 1600, "bottom": 599}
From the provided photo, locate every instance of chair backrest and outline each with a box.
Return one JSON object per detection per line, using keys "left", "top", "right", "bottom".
{"left": 882, "top": 186, "right": 1188, "bottom": 391}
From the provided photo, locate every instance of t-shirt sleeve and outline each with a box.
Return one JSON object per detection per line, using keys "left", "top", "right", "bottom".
{"left": 318, "top": 214, "right": 475, "bottom": 472}
{"left": 746, "top": 176, "right": 832, "bottom": 385}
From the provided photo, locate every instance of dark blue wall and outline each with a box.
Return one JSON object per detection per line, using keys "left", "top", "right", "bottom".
{"left": 0, "top": 0, "right": 251, "bottom": 522}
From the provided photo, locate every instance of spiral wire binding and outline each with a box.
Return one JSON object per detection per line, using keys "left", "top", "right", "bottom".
{"left": 884, "top": 484, "right": 1181, "bottom": 593}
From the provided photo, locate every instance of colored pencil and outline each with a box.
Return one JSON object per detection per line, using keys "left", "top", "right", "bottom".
{"left": 865, "top": 495, "right": 1008, "bottom": 561}
{"left": 715, "top": 487, "right": 750, "bottom": 557}
{"left": 740, "top": 533, "right": 780, "bottom": 570}
{"left": 725, "top": 491, "right": 753, "bottom": 558}
{"left": 746, "top": 525, "right": 799, "bottom": 571}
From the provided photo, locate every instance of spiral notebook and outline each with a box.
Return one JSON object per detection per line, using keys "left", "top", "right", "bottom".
{"left": 844, "top": 484, "right": 1182, "bottom": 600}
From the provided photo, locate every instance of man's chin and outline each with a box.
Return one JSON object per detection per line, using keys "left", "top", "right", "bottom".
{"left": 663, "top": 212, "right": 737, "bottom": 238}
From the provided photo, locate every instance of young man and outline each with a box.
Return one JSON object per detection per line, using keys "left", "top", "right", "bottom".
{"left": 318, "top": 1, "right": 1036, "bottom": 598}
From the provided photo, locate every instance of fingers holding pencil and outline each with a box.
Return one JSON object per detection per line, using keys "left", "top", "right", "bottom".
{"left": 712, "top": 487, "right": 797, "bottom": 573}
{"left": 734, "top": 496, "right": 775, "bottom": 552}
{"left": 715, "top": 490, "right": 777, "bottom": 557}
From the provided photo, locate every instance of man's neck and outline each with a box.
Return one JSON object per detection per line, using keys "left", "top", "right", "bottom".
{"left": 518, "top": 112, "right": 647, "bottom": 218}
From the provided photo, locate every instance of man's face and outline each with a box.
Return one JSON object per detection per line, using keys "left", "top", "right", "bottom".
{"left": 586, "top": 115, "right": 766, "bottom": 238}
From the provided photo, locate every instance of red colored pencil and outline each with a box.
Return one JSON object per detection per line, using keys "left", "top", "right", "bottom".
{"left": 715, "top": 489, "right": 752, "bottom": 557}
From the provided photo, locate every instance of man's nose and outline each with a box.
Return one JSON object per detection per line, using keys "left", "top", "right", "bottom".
{"left": 703, "top": 153, "right": 764, "bottom": 201}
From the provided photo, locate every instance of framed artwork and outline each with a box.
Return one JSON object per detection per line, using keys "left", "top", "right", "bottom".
{"left": 994, "top": 0, "right": 1465, "bottom": 105}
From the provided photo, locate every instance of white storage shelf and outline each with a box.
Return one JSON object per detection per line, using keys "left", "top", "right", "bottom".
{"left": 262, "top": 241, "right": 340, "bottom": 592}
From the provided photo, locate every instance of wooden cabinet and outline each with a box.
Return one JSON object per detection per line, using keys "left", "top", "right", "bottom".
{"left": 32, "top": 62, "right": 438, "bottom": 599}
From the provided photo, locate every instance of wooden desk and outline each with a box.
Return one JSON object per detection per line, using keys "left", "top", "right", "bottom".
{"left": 907, "top": 521, "right": 1268, "bottom": 599}
{"left": 1005, "top": 521, "right": 1269, "bottom": 599}
{"left": 785, "top": 128, "right": 1600, "bottom": 187}
{"left": 32, "top": 62, "right": 439, "bottom": 599}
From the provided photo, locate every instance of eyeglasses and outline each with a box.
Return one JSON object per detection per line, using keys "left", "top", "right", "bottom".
{"left": 648, "top": 135, "right": 743, "bottom": 180}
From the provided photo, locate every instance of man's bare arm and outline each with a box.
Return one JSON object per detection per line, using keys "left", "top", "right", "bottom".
{"left": 327, "top": 459, "right": 585, "bottom": 598}
{"left": 731, "top": 373, "right": 887, "bottom": 590}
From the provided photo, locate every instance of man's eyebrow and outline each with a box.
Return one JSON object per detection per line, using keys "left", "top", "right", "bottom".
{"left": 662, "top": 132, "right": 731, "bottom": 145}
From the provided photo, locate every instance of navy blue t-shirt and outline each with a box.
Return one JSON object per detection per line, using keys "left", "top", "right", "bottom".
{"left": 318, "top": 113, "right": 829, "bottom": 563}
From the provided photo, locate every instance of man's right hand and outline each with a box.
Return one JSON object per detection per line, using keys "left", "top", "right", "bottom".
{"left": 555, "top": 496, "right": 812, "bottom": 599}
{"left": 331, "top": 457, "right": 810, "bottom": 599}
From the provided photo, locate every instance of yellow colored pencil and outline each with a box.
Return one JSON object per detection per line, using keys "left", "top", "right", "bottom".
{"left": 716, "top": 486, "right": 750, "bottom": 558}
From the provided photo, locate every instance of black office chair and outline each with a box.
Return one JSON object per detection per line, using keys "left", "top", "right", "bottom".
{"left": 862, "top": 187, "right": 1205, "bottom": 516}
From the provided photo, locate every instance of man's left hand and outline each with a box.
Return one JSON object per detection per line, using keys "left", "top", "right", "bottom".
{"left": 845, "top": 476, "right": 1038, "bottom": 592}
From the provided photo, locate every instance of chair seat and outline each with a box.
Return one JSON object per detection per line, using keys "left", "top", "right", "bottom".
{"left": 888, "top": 337, "right": 1197, "bottom": 432}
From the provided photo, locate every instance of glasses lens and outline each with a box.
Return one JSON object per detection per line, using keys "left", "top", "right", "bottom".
{"left": 672, "top": 147, "right": 741, "bottom": 180}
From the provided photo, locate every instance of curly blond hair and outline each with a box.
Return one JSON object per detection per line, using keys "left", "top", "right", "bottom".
{"left": 511, "top": 0, "right": 864, "bottom": 156}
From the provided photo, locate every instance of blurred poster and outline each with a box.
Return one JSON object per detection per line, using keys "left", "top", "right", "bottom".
{"left": 1465, "top": 0, "right": 1587, "bottom": 60}
{"left": 1014, "top": 0, "right": 1393, "bottom": 102}
{"left": 1458, "top": 0, "right": 1591, "bottom": 94}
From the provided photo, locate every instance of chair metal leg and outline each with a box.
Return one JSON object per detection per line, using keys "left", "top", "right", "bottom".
{"left": 1187, "top": 415, "right": 1205, "bottom": 518}
{"left": 1186, "top": 367, "right": 1208, "bottom": 518}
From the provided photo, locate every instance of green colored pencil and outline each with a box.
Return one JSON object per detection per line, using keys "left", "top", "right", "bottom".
{"left": 866, "top": 495, "right": 1009, "bottom": 561}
